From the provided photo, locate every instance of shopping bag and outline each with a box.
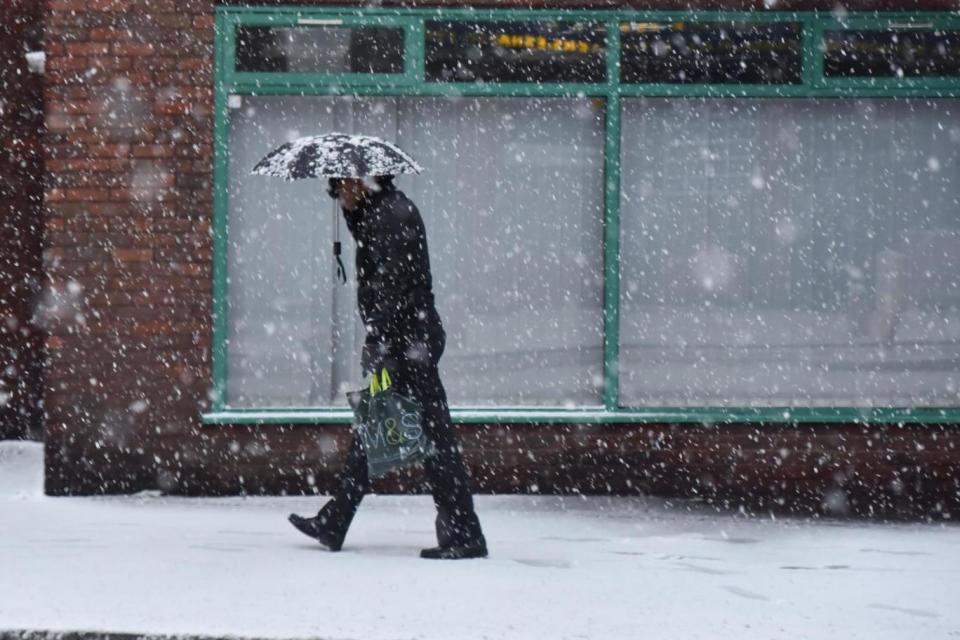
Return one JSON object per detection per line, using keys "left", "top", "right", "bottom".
{"left": 347, "top": 368, "right": 436, "bottom": 479}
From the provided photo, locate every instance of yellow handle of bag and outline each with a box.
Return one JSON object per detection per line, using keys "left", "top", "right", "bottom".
{"left": 369, "top": 368, "right": 392, "bottom": 395}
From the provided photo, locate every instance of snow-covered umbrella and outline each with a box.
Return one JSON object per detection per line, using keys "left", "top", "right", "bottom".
{"left": 251, "top": 132, "right": 422, "bottom": 180}
{"left": 251, "top": 133, "right": 423, "bottom": 284}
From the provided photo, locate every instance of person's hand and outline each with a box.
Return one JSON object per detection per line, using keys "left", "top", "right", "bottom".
{"left": 363, "top": 342, "right": 403, "bottom": 380}
{"left": 361, "top": 343, "right": 378, "bottom": 377}
{"left": 361, "top": 342, "right": 391, "bottom": 377}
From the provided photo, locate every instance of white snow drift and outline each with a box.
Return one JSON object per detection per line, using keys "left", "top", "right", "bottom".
{"left": 1, "top": 441, "right": 958, "bottom": 640}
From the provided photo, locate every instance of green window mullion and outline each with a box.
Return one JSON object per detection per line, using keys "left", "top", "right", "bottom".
{"left": 606, "top": 17, "right": 620, "bottom": 87}
{"left": 602, "top": 18, "right": 621, "bottom": 412}
{"left": 225, "top": 82, "right": 612, "bottom": 98}
{"left": 407, "top": 19, "right": 425, "bottom": 81}
{"left": 411, "top": 8, "right": 617, "bottom": 22}
{"left": 603, "top": 92, "right": 622, "bottom": 412}
{"left": 802, "top": 13, "right": 823, "bottom": 88}
{"left": 222, "top": 13, "right": 239, "bottom": 84}
{"left": 231, "top": 12, "right": 412, "bottom": 27}
{"left": 229, "top": 72, "right": 413, "bottom": 88}
{"left": 212, "top": 11, "right": 232, "bottom": 412}
{"left": 618, "top": 84, "right": 821, "bottom": 98}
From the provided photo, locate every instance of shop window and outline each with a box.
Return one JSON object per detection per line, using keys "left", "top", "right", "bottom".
{"left": 425, "top": 21, "right": 606, "bottom": 83}
{"left": 619, "top": 21, "right": 802, "bottom": 84}
{"left": 235, "top": 25, "right": 405, "bottom": 74}
{"left": 619, "top": 98, "right": 960, "bottom": 407}
{"left": 219, "top": 9, "right": 960, "bottom": 416}
{"left": 228, "top": 95, "right": 604, "bottom": 407}
{"left": 824, "top": 28, "right": 960, "bottom": 78}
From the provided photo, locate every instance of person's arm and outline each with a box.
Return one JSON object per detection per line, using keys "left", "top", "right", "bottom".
{"left": 342, "top": 207, "right": 363, "bottom": 237}
{"left": 359, "top": 196, "right": 424, "bottom": 374}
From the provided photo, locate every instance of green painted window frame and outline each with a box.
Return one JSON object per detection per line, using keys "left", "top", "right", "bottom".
{"left": 229, "top": 13, "right": 422, "bottom": 85}
{"left": 818, "top": 14, "right": 960, "bottom": 89}
{"left": 207, "top": 6, "right": 960, "bottom": 426}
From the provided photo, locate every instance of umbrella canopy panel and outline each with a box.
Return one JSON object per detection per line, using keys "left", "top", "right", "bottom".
{"left": 251, "top": 132, "right": 423, "bottom": 180}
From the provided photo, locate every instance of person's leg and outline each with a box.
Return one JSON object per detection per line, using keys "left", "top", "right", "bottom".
{"left": 417, "top": 366, "right": 485, "bottom": 548}
{"left": 318, "top": 431, "right": 370, "bottom": 535}
{"left": 395, "top": 335, "right": 484, "bottom": 549}
{"left": 289, "top": 430, "right": 370, "bottom": 550}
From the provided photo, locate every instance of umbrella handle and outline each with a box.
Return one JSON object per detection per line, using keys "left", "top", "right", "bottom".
{"left": 334, "top": 242, "right": 347, "bottom": 285}
{"left": 333, "top": 198, "right": 347, "bottom": 285}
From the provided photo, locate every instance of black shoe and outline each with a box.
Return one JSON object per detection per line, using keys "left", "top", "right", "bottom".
{"left": 420, "top": 540, "right": 488, "bottom": 560}
{"left": 288, "top": 513, "right": 343, "bottom": 551}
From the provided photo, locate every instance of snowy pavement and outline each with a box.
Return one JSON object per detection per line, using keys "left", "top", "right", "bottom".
{"left": 2, "top": 441, "right": 959, "bottom": 640}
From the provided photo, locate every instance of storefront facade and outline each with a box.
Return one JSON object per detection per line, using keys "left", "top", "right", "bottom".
{"left": 37, "top": 1, "right": 960, "bottom": 517}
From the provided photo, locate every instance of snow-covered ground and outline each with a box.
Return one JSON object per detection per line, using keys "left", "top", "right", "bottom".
{"left": 2, "top": 441, "right": 959, "bottom": 640}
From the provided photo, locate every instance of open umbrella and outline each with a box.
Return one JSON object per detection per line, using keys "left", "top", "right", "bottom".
{"left": 253, "top": 132, "right": 422, "bottom": 179}
{"left": 251, "top": 132, "right": 423, "bottom": 282}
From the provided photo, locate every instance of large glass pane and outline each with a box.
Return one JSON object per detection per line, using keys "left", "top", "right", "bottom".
{"left": 227, "top": 97, "right": 360, "bottom": 407}
{"left": 399, "top": 97, "right": 606, "bottom": 405}
{"left": 228, "top": 96, "right": 605, "bottom": 407}
{"left": 824, "top": 29, "right": 960, "bottom": 78}
{"left": 425, "top": 21, "right": 606, "bottom": 83}
{"left": 235, "top": 25, "right": 404, "bottom": 74}
{"left": 619, "top": 98, "right": 960, "bottom": 407}
{"left": 620, "top": 21, "right": 802, "bottom": 84}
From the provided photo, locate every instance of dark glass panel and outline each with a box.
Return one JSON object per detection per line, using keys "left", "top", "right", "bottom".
{"left": 824, "top": 29, "right": 960, "bottom": 78}
{"left": 620, "top": 21, "right": 802, "bottom": 84}
{"left": 425, "top": 21, "right": 606, "bottom": 83}
{"left": 235, "top": 25, "right": 404, "bottom": 74}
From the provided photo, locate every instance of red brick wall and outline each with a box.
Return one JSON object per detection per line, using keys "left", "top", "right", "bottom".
{"left": 139, "top": 422, "right": 957, "bottom": 519}
{"left": 1, "top": 1, "right": 45, "bottom": 440}
{"left": 41, "top": 1, "right": 960, "bottom": 520}
{"left": 43, "top": 0, "right": 215, "bottom": 489}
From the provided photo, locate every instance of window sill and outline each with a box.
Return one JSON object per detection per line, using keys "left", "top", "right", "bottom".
{"left": 201, "top": 407, "right": 960, "bottom": 425}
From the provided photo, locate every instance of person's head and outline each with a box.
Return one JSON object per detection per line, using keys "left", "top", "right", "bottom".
{"left": 327, "top": 178, "right": 366, "bottom": 211}
{"left": 327, "top": 175, "right": 395, "bottom": 211}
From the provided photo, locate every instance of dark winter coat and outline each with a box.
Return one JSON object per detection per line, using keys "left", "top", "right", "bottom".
{"left": 342, "top": 183, "right": 445, "bottom": 375}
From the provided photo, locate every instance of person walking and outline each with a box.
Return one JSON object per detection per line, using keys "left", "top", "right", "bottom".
{"left": 288, "top": 175, "right": 487, "bottom": 560}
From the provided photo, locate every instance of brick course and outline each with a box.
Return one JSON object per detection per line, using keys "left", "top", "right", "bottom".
{"left": 38, "top": 0, "right": 960, "bottom": 520}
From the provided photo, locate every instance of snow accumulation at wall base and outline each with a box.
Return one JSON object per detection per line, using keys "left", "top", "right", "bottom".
{"left": 0, "top": 441, "right": 43, "bottom": 499}
{"left": 1, "top": 440, "right": 959, "bottom": 640}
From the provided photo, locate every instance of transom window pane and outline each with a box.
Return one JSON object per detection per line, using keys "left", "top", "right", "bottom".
{"left": 619, "top": 98, "right": 960, "bottom": 407}
{"left": 620, "top": 21, "right": 802, "bottom": 84}
{"left": 235, "top": 25, "right": 405, "bottom": 74}
{"left": 425, "top": 20, "right": 607, "bottom": 83}
{"left": 228, "top": 96, "right": 604, "bottom": 407}
{"left": 824, "top": 29, "right": 960, "bottom": 78}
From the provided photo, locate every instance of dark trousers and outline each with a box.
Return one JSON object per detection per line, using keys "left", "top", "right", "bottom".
{"left": 317, "top": 333, "right": 484, "bottom": 547}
